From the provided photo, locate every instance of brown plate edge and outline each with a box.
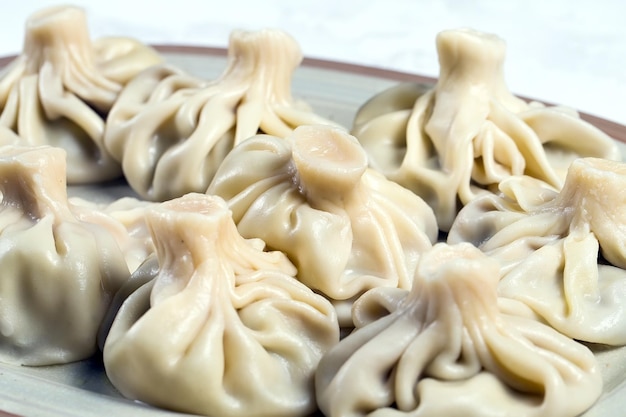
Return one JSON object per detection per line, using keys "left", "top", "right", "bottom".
{"left": 1, "top": 44, "right": 624, "bottom": 144}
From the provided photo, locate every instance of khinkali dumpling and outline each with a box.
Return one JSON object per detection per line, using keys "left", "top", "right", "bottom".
{"left": 207, "top": 125, "right": 438, "bottom": 326}
{"left": 449, "top": 157, "right": 626, "bottom": 345}
{"left": 103, "top": 193, "right": 339, "bottom": 417}
{"left": 104, "top": 28, "right": 341, "bottom": 201}
{"left": 0, "top": 145, "right": 130, "bottom": 365}
{"left": 315, "top": 242, "right": 602, "bottom": 417}
{"left": 0, "top": 5, "right": 162, "bottom": 183}
{"left": 351, "top": 28, "right": 619, "bottom": 230}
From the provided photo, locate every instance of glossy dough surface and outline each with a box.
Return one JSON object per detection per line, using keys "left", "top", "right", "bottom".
{"left": 449, "top": 158, "right": 626, "bottom": 345}
{"left": 0, "top": 144, "right": 130, "bottom": 365}
{"left": 351, "top": 28, "right": 620, "bottom": 231}
{"left": 103, "top": 193, "right": 339, "bottom": 417}
{"left": 0, "top": 12, "right": 622, "bottom": 417}
{"left": 0, "top": 5, "right": 162, "bottom": 183}
{"left": 315, "top": 243, "right": 602, "bottom": 417}
{"left": 208, "top": 125, "right": 438, "bottom": 326}
{"left": 104, "top": 29, "right": 342, "bottom": 201}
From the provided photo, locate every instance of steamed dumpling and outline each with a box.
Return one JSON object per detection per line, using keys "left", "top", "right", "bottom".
{"left": 103, "top": 193, "right": 339, "bottom": 417}
{"left": 449, "top": 158, "right": 626, "bottom": 345}
{"left": 0, "top": 5, "right": 162, "bottom": 183}
{"left": 0, "top": 145, "right": 130, "bottom": 365}
{"left": 104, "top": 28, "right": 342, "bottom": 201}
{"left": 351, "top": 28, "right": 620, "bottom": 231}
{"left": 315, "top": 242, "right": 602, "bottom": 417}
{"left": 207, "top": 125, "right": 438, "bottom": 326}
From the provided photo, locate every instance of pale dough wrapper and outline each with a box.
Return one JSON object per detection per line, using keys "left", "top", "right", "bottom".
{"left": 0, "top": 145, "right": 130, "bottom": 366}
{"left": 104, "top": 28, "right": 342, "bottom": 201}
{"left": 351, "top": 28, "right": 620, "bottom": 231}
{"left": 69, "top": 196, "right": 157, "bottom": 274}
{"left": 103, "top": 193, "right": 339, "bottom": 417}
{"left": 449, "top": 157, "right": 626, "bottom": 345}
{"left": 0, "top": 5, "right": 162, "bottom": 183}
{"left": 207, "top": 125, "right": 438, "bottom": 327}
{"left": 315, "top": 242, "right": 602, "bottom": 417}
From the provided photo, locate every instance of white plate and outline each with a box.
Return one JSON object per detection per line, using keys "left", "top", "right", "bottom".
{"left": 0, "top": 47, "right": 625, "bottom": 417}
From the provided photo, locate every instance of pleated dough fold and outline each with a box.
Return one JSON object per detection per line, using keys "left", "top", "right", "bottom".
{"left": 316, "top": 243, "right": 601, "bottom": 417}
{"left": 105, "top": 28, "right": 342, "bottom": 201}
{"left": 208, "top": 125, "right": 438, "bottom": 326}
{"left": 0, "top": 5, "right": 162, "bottom": 183}
{"left": 449, "top": 158, "right": 626, "bottom": 345}
{"left": 103, "top": 193, "right": 339, "bottom": 417}
{"left": 351, "top": 28, "right": 620, "bottom": 231}
{"left": 0, "top": 145, "right": 130, "bottom": 365}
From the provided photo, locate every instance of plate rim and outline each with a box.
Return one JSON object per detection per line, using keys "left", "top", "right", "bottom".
{"left": 0, "top": 43, "right": 624, "bottom": 143}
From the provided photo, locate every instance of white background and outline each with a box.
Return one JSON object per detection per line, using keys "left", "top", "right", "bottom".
{"left": 1, "top": 0, "right": 625, "bottom": 126}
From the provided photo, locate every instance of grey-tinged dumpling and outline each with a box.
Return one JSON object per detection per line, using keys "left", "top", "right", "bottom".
{"left": 0, "top": 5, "right": 162, "bottom": 184}
{"left": 0, "top": 145, "right": 130, "bottom": 366}
{"left": 449, "top": 157, "right": 626, "bottom": 345}
{"left": 315, "top": 242, "right": 602, "bottom": 417}
{"left": 102, "top": 193, "right": 339, "bottom": 417}
{"left": 207, "top": 125, "right": 438, "bottom": 327}
{"left": 351, "top": 28, "right": 620, "bottom": 231}
{"left": 104, "top": 28, "right": 342, "bottom": 201}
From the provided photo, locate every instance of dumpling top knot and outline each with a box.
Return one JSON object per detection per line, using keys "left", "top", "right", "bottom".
{"left": 22, "top": 6, "right": 120, "bottom": 110}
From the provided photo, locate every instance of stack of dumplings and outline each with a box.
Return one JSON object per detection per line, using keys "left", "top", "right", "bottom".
{"left": 0, "top": 5, "right": 624, "bottom": 417}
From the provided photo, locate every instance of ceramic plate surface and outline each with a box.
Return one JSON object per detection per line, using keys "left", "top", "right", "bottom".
{"left": 0, "top": 47, "right": 625, "bottom": 417}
